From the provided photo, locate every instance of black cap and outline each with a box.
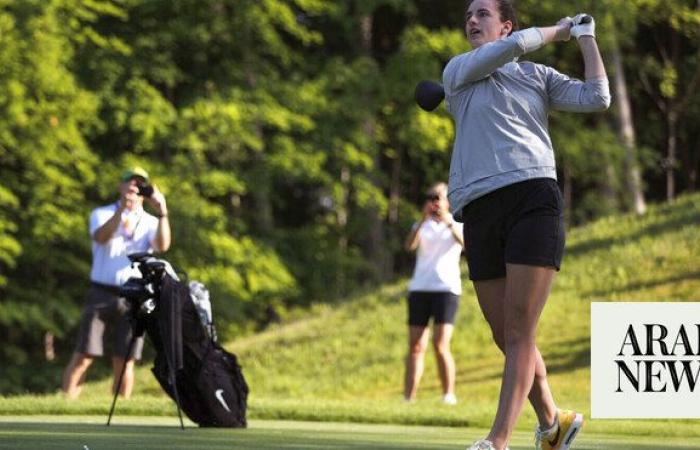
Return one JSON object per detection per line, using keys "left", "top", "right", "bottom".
{"left": 414, "top": 80, "right": 445, "bottom": 112}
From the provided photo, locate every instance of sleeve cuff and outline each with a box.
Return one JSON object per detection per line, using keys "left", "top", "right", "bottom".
{"left": 513, "top": 27, "right": 544, "bottom": 54}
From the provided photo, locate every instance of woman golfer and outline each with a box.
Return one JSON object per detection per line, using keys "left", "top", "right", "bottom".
{"left": 442, "top": 1, "right": 609, "bottom": 449}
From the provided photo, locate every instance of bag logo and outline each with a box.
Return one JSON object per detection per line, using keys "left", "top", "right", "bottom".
{"left": 214, "top": 389, "right": 231, "bottom": 412}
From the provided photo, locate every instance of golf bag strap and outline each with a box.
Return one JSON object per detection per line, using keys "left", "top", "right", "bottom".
{"left": 160, "top": 275, "right": 185, "bottom": 371}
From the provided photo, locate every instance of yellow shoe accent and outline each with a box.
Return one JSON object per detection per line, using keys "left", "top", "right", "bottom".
{"left": 535, "top": 410, "right": 583, "bottom": 450}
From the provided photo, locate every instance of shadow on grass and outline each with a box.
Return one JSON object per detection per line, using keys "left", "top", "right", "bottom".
{"left": 545, "top": 337, "right": 590, "bottom": 375}
{"left": 449, "top": 337, "right": 590, "bottom": 388}
{"left": 583, "top": 270, "right": 700, "bottom": 298}
{"left": 566, "top": 206, "right": 699, "bottom": 259}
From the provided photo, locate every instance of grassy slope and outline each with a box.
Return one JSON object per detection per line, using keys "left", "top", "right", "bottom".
{"left": 2, "top": 194, "right": 700, "bottom": 439}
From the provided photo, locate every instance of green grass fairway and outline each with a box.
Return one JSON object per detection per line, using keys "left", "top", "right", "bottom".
{"left": 1, "top": 416, "right": 699, "bottom": 450}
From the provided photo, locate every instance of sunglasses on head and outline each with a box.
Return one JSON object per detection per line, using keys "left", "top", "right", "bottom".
{"left": 426, "top": 193, "right": 440, "bottom": 201}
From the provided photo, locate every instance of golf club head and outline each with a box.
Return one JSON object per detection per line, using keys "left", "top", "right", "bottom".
{"left": 415, "top": 80, "right": 445, "bottom": 112}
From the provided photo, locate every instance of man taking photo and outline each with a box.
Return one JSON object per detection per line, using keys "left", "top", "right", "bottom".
{"left": 62, "top": 167, "right": 171, "bottom": 399}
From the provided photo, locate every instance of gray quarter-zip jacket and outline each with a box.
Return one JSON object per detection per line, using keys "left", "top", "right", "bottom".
{"left": 442, "top": 28, "right": 611, "bottom": 219}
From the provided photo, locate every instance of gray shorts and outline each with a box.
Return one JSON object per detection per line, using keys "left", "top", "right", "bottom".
{"left": 74, "top": 284, "right": 144, "bottom": 360}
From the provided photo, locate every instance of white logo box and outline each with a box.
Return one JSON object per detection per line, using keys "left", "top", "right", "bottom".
{"left": 591, "top": 302, "right": 700, "bottom": 419}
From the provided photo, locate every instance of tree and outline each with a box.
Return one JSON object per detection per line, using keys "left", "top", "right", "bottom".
{"left": 0, "top": 0, "right": 101, "bottom": 391}
{"left": 634, "top": 0, "right": 700, "bottom": 201}
{"left": 608, "top": 22, "right": 647, "bottom": 214}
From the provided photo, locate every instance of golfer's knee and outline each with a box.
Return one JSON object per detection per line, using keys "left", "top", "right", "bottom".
{"left": 504, "top": 319, "right": 534, "bottom": 348}
{"left": 409, "top": 341, "right": 427, "bottom": 357}
{"left": 534, "top": 366, "right": 548, "bottom": 381}
{"left": 432, "top": 338, "right": 451, "bottom": 357}
{"left": 505, "top": 304, "right": 537, "bottom": 343}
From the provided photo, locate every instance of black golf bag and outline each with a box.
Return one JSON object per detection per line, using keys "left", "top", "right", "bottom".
{"left": 112, "top": 253, "right": 248, "bottom": 428}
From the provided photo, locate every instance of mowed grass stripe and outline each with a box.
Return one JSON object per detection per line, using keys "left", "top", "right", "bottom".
{"left": 1, "top": 418, "right": 700, "bottom": 450}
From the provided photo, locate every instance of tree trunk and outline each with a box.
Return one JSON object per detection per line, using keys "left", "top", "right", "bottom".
{"left": 359, "top": 13, "right": 389, "bottom": 282}
{"left": 44, "top": 331, "right": 55, "bottom": 361}
{"left": 249, "top": 149, "right": 274, "bottom": 235}
{"left": 609, "top": 29, "right": 647, "bottom": 214}
{"left": 600, "top": 163, "right": 618, "bottom": 213}
{"left": 386, "top": 147, "right": 402, "bottom": 277}
{"left": 562, "top": 164, "right": 573, "bottom": 226}
{"left": 666, "top": 112, "right": 678, "bottom": 201}
{"left": 689, "top": 142, "right": 699, "bottom": 191}
{"left": 337, "top": 166, "right": 350, "bottom": 297}
{"left": 246, "top": 70, "right": 274, "bottom": 235}
{"left": 388, "top": 148, "right": 402, "bottom": 225}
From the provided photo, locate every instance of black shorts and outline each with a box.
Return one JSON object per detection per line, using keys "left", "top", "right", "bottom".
{"left": 407, "top": 291, "right": 459, "bottom": 327}
{"left": 74, "top": 283, "right": 144, "bottom": 360}
{"left": 460, "top": 178, "right": 565, "bottom": 281}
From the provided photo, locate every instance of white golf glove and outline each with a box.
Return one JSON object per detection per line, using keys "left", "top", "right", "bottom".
{"left": 570, "top": 13, "right": 595, "bottom": 39}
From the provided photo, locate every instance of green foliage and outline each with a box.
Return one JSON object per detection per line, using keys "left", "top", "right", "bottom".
{"left": 0, "top": 186, "right": 21, "bottom": 287}
{"left": 0, "top": 1, "right": 100, "bottom": 372}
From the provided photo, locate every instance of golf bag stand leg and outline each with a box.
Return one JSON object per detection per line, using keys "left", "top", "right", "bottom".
{"left": 106, "top": 332, "right": 139, "bottom": 426}
{"left": 168, "top": 360, "right": 185, "bottom": 430}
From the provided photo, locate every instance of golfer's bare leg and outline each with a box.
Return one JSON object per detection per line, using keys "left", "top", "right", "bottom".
{"left": 479, "top": 265, "right": 556, "bottom": 448}
{"left": 404, "top": 325, "right": 430, "bottom": 401}
{"left": 112, "top": 356, "right": 136, "bottom": 398}
{"left": 474, "top": 278, "right": 557, "bottom": 429}
{"left": 62, "top": 352, "right": 94, "bottom": 399}
{"left": 433, "top": 324, "right": 456, "bottom": 396}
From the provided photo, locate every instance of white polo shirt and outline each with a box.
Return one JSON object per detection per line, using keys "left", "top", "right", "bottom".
{"left": 89, "top": 203, "right": 159, "bottom": 287}
{"left": 408, "top": 218, "right": 463, "bottom": 295}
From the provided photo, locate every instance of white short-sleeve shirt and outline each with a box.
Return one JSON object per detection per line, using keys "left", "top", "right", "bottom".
{"left": 408, "top": 219, "right": 463, "bottom": 295}
{"left": 89, "top": 203, "right": 159, "bottom": 286}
